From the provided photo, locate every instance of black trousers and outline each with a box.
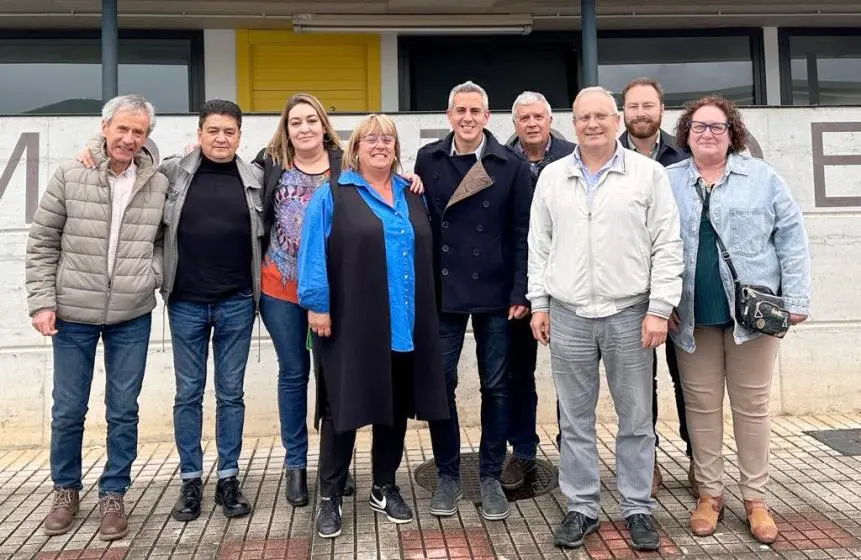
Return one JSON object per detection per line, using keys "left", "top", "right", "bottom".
{"left": 318, "top": 351, "right": 414, "bottom": 498}
{"left": 652, "top": 344, "right": 692, "bottom": 457}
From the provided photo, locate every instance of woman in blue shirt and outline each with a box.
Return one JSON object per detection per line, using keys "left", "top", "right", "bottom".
{"left": 666, "top": 96, "right": 810, "bottom": 544}
{"left": 298, "top": 114, "right": 448, "bottom": 539}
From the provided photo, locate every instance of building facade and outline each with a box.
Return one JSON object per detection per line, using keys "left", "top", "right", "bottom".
{"left": 1, "top": 1, "right": 861, "bottom": 115}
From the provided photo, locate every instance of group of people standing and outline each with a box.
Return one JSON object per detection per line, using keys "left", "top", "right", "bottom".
{"left": 25, "top": 74, "right": 810, "bottom": 552}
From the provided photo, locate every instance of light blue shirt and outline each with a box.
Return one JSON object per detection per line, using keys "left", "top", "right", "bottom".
{"left": 297, "top": 169, "right": 417, "bottom": 352}
{"left": 572, "top": 141, "right": 623, "bottom": 205}
{"left": 666, "top": 153, "right": 811, "bottom": 352}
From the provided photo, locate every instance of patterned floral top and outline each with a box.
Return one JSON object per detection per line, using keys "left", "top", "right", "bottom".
{"left": 261, "top": 166, "right": 330, "bottom": 303}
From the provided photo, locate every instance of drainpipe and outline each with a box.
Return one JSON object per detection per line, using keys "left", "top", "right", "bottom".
{"left": 102, "top": 0, "right": 119, "bottom": 101}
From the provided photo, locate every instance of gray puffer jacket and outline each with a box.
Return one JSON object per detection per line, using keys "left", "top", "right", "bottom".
{"left": 25, "top": 137, "right": 169, "bottom": 324}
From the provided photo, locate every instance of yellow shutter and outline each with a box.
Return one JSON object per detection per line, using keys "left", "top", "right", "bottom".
{"left": 236, "top": 30, "right": 381, "bottom": 113}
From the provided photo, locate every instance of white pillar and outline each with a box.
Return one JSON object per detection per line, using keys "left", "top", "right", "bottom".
{"left": 203, "top": 29, "right": 237, "bottom": 102}
{"left": 763, "top": 27, "right": 782, "bottom": 106}
{"left": 380, "top": 33, "right": 399, "bottom": 112}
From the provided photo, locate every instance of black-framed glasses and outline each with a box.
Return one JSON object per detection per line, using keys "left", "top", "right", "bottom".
{"left": 689, "top": 121, "right": 730, "bottom": 135}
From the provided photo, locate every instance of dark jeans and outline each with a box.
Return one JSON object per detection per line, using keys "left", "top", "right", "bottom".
{"left": 50, "top": 314, "right": 152, "bottom": 497}
{"left": 318, "top": 352, "right": 413, "bottom": 497}
{"left": 653, "top": 344, "right": 692, "bottom": 457}
{"left": 507, "top": 317, "right": 539, "bottom": 460}
{"left": 429, "top": 312, "right": 509, "bottom": 480}
{"left": 168, "top": 291, "right": 255, "bottom": 480}
{"left": 260, "top": 294, "right": 311, "bottom": 470}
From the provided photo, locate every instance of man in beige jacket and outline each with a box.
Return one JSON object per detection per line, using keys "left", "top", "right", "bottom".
{"left": 25, "top": 94, "right": 168, "bottom": 541}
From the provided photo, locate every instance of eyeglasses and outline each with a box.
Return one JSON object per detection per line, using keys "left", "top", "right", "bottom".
{"left": 361, "top": 134, "right": 395, "bottom": 146}
{"left": 574, "top": 112, "right": 616, "bottom": 123}
{"left": 689, "top": 121, "right": 730, "bottom": 135}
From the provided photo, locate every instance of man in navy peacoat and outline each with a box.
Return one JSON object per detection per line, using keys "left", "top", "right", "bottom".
{"left": 414, "top": 80, "right": 533, "bottom": 522}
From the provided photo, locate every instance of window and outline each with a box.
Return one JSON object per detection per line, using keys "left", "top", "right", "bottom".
{"left": 780, "top": 31, "right": 861, "bottom": 105}
{"left": 597, "top": 31, "right": 763, "bottom": 106}
{"left": 399, "top": 33, "right": 578, "bottom": 111}
{"left": 0, "top": 31, "right": 203, "bottom": 115}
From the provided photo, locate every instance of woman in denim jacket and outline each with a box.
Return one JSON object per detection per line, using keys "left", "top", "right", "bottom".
{"left": 665, "top": 96, "right": 810, "bottom": 544}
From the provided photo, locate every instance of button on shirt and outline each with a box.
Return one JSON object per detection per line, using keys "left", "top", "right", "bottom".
{"left": 298, "top": 170, "right": 417, "bottom": 352}
{"left": 107, "top": 162, "right": 137, "bottom": 277}
{"left": 572, "top": 141, "right": 623, "bottom": 205}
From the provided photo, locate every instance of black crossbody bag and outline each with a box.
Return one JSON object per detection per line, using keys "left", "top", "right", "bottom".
{"left": 697, "top": 184, "right": 791, "bottom": 338}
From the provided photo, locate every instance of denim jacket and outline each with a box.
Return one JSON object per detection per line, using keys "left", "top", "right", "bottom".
{"left": 666, "top": 154, "right": 811, "bottom": 353}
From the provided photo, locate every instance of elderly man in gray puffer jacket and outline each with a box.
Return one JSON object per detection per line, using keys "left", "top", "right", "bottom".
{"left": 25, "top": 94, "right": 168, "bottom": 542}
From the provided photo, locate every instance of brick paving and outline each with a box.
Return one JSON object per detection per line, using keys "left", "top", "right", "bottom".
{"left": 2, "top": 415, "right": 861, "bottom": 559}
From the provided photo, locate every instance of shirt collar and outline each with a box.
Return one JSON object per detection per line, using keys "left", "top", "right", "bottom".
{"left": 450, "top": 133, "right": 487, "bottom": 158}
{"left": 515, "top": 136, "right": 552, "bottom": 160}
{"left": 572, "top": 140, "right": 624, "bottom": 174}
{"left": 109, "top": 161, "right": 137, "bottom": 179}
{"left": 626, "top": 132, "right": 661, "bottom": 160}
{"left": 338, "top": 168, "right": 409, "bottom": 191}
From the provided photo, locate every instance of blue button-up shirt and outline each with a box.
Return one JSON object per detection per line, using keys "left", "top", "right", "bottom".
{"left": 572, "top": 141, "right": 623, "bottom": 205}
{"left": 297, "top": 169, "right": 417, "bottom": 352}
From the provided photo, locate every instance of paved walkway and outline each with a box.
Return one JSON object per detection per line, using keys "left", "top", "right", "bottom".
{"left": 1, "top": 415, "right": 861, "bottom": 560}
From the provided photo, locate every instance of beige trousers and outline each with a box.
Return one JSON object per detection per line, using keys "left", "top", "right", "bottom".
{"left": 675, "top": 328, "right": 780, "bottom": 500}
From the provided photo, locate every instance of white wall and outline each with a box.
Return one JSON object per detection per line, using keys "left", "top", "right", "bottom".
{"left": 2, "top": 108, "right": 860, "bottom": 448}
{"left": 763, "top": 27, "right": 783, "bottom": 105}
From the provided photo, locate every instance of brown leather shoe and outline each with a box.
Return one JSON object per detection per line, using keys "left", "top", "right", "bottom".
{"left": 43, "top": 489, "right": 80, "bottom": 536}
{"left": 651, "top": 461, "right": 663, "bottom": 498}
{"left": 98, "top": 494, "right": 129, "bottom": 541}
{"left": 688, "top": 460, "right": 700, "bottom": 499}
{"left": 745, "top": 499, "right": 778, "bottom": 544}
{"left": 690, "top": 495, "right": 724, "bottom": 536}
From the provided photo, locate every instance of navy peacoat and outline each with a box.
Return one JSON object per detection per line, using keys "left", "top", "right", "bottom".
{"left": 415, "top": 131, "right": 533, "bottom": 314}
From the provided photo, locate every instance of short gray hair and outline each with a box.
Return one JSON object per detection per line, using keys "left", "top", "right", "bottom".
{"left": 101, "top": 94, "right": 156, "bottom": 134}
{"left": 573, "top": 86, "right": 619, "bottom": 115}
{"left": 447, "top": 80, "right": 489, "bottom": 110}
{"left": 511, "top": 91, "right": 553, "bottom": 121}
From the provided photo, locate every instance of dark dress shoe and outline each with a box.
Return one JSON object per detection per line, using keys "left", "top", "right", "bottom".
{"left": 215, "top": 476, "right": 251, "bottom": 518}
{"left": 171, "top": 478, "right": 202, "bottom": 522}
{"left": 286, "top": 468, "right": 309, "bottom": 507}
{"left": 344, "top": 472, "right": 356, "bottom": 497}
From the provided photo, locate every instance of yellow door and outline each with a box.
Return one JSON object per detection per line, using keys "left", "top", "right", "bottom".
{"left": 236, "top": 30, "right": 381, "bottom": 113}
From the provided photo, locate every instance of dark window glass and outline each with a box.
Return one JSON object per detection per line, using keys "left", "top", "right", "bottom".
{"left": 401, "top": 34, "right": 577, "bottom": 111}
{"left": 598, "top": 35, "right": 757, "bottom": 106}
{"left": 0, "top": 36, "right": 197, "bottom": 115}
{"left": 787, "top": 35, "right": 861, "bottom": 105}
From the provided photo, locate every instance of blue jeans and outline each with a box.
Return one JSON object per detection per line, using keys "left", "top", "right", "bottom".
{"left": 50, "top": 314, "right": 152, "bottom": 497}
{"left": 259, "top": 294, "right": 310, "bottom": 470}
{"left": 429, "top": 312, "right": 510, "bottom": 480}
{"left": 169, "top": 291, "right": 255, "bottom": 480}
{"left": 507, "top": 316, "right": 539, "bottom": 460}
{"left": 551, "top": 300, "right": 655, "bottom": 518}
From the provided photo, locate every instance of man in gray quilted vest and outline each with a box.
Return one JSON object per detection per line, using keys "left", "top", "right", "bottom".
{"left": 25, "top": 94, "right": 168, "bottom": 541}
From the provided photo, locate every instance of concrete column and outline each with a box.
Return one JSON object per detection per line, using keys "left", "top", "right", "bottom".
{"left": 380, "top": 33, "right": 399, "bottom": 111}
{"left": 204, "top": 29, "right": 238, "bottom": 102}
{"left": 762, "top": 27, "right": 782, "bottom": 105}
{"left": 101, "top": 0, "right": 119, "bottom": 101}
{"left": 581, "top": 0, "right": 598, "bottom": 87}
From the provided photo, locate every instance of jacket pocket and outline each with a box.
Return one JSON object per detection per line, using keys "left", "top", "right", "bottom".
{"left": 728, "top": 208, "right": 770, "bottom": 257}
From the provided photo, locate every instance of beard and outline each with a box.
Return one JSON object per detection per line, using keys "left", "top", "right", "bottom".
{"left": 625, "top": 118, "right": 661, "bottom": 139}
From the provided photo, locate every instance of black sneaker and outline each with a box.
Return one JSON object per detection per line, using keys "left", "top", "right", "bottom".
{"left": 171, "top": 478, "right": 203, "bottom": 522}
{"left": 215, "top": 477, "right": 251, "bottom": 518}
{"left": 626, "top": 513, "right": 660, "bottom": 551}
{"left": 553, "top": 511, "right": 600, "bottom": 549}
{"left": 369, "top": 484, "right": 413, "bottom": 523}
{"left": 316, "top": 496, "right": 343, "bottom": 538}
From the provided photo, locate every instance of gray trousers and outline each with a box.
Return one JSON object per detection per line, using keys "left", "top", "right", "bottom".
{"left": 551, "top": 300, "right": 655, "bottom": 518}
